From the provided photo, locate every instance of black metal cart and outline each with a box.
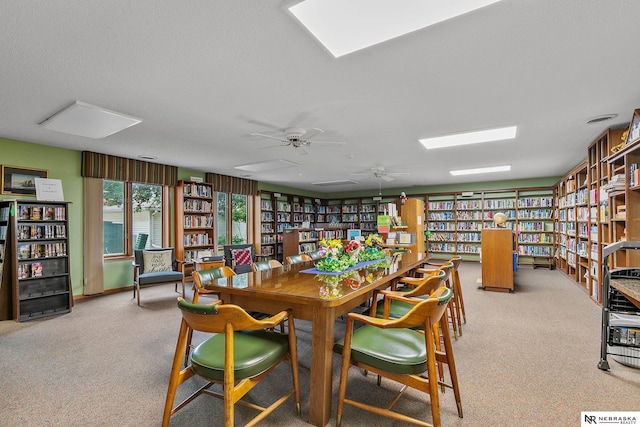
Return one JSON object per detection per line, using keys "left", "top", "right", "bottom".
{"left": 598, "top": 241, "right": 640, "bottom": 371}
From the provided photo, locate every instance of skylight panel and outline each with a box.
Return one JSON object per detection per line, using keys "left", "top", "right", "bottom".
{"left": 420, "top": 126, "right": 517, "bottom": 150}
{"left": 288, "top": 0, "right": 502, "bottom": 58}
{"left": 449, "top": 165, "right": 511, "bottom": 176}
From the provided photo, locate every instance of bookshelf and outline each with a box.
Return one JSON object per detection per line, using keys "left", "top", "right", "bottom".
{"left": 426, "top": 189, "right": 554, "bottom": 265}
{"left": 516, "top": 190, "right": 554, "bottom": 268}
{"left": 259, "top": 193, "right": 277, "bottom": 258}
{"left": 0, "top": 200, "right": 73, "bottom": 322}
{"left": 555, "top": 116, "right": 640, "bottom": 306}
{"left": 174, "top": 180, "right": 215, "bottom": 270}
{"left": 0, "top": 201, "right": 11, "bottom": 320}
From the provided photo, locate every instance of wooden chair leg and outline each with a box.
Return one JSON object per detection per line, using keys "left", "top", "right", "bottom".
{"left": 455, "top": 274, "right": 467, "bottom": 324}
{"left": 439, "top": 312, "right": 463, "bottom": 418}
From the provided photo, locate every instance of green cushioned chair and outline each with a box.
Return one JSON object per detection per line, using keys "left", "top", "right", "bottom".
{"left": 251, "top": 260, "right": 272, "bottom": 271}
{"left": 414, "top": 261, "right": 461, "bottom": 339}
{"left": 372, "top": 269, "right": 446, "bottom": 321}
{"left": 333, "top": 286, "right": 462, "bottom": 427}
{"left": 162, "top": 299, "right": 300, "bottom": 427}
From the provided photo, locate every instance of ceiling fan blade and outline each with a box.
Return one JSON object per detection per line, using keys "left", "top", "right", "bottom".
{"left": 250, "top": 132, "right": 287, "bottom": 142}
{"left": 259, "top": 144, "right": 288, "bottom": 150}
{"left": 388, "top": 172, "right": 410, "bottom": 176}
{"left": 382, "top": 176, "right": 395, "bottom": 182}
{"left": 302, "top": 128, "right": 324, "bottom": 140}
{"left": 246, "top": 118, "right": 284, "bottom": 131}
{"left": 310, "top": 141, "right": 346, "bottom": 145}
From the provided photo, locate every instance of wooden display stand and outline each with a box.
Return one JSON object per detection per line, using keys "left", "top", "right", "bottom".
{"left": 481, "top": 228, "right": 515, "bottom": 292}
{"left": 0, "top": 200, "right": 73, "bottom": 321}
{"left": 282, "top": 228, "right": 318, "bottom": 260}
{"left": 398, "top": 198, "right": 425, "bottom": 254}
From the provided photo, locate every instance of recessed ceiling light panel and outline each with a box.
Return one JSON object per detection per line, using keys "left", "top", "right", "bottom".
{"left": 449, "top": 165, "right": 511, "bottom": 176}
{"left": 289, "top": 0, "right": 502, "bottom": 57}
{"left": 420, "top": 125, "right": 517, "bottom": 150}
{"left": 39, "top": 101, "right": 141, "bottom": 139}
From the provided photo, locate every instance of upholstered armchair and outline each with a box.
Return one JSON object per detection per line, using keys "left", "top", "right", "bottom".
{"left": 133, "top": 248, "right": 186, "bottom": 306}
{"left": 222, "top": 244, "right": 256, "bottom": 274}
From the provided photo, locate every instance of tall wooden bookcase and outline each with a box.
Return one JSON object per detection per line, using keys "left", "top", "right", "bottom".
{"left": 555, "top": 113, "right": 640, "bottom": 305}
{"left": 0, "top": 200, "right": 73, "bottom": 322}
{"left": 174, "top": 180, "right": 215, "bottom": 263}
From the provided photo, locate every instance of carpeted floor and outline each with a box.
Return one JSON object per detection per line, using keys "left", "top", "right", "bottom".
{"left": 0, "top": 262, "right": 638, "bottom": 426}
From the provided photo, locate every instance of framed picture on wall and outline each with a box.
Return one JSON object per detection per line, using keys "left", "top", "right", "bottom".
{"left": 1, "top": 165, "right": 48, "bottom": 196}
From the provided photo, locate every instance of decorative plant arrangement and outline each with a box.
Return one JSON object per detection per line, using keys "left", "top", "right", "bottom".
{"left": 358, "top": 233, "right": 387, "bottom": 262}
{"left": 315, "top": 234, "right": 387, "bottom": 273}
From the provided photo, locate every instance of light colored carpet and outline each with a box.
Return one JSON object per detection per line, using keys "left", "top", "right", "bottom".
{"left": 0, "top": 262, "right": 638, "bottom": 426}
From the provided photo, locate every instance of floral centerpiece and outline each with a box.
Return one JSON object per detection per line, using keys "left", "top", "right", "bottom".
{"left": 316, "top": 238, "right": 360, "bottom": 272}
{"left": 315, "top": 234, "right": 387, "bottom": 273}
{"left": 358, "top": 233, "right": 387, "bottom": 262}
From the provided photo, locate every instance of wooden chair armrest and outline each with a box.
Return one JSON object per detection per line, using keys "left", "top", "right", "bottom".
{"left": 397, "top": 276, "right": 423, "bottom": 286}
{"left": 176, "top": 260, "right": 193, "bottom": 273}
{"left": 415, "top": 267, "right": 438, "bottom": 276}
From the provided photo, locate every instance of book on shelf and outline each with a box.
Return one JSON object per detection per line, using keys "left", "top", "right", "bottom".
{"left": 0, "top": 206, "right": 9, "bottom": 221}
{"left": 18, "top": 244, "right": 31, "bottom": 259}
{"left": 30, "top": 206, "right": 42, "bottom": 220}
{"left": 31, "top": 262, "right": 43, "bottom": 277}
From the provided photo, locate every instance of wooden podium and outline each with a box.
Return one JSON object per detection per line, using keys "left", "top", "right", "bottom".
{"left": 481, "top": 228, "right": 515, "bottom": 292}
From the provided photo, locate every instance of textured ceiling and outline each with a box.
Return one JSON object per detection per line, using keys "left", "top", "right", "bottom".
{"left": 1, "top": 1, "right": 639, "bottom": 194}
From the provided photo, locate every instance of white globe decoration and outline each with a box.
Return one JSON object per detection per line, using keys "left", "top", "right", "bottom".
{"left": 493, "top": 212, "right": 507, "bottom": 228}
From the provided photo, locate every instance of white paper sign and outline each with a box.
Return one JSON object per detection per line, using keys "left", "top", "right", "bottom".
{"left": 35, "top": 178, "right": 65, "bottom": 201}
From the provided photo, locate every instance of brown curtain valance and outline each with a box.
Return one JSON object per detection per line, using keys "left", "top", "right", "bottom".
{"left": 206, "top": 173, "right": 258, "bottom": 196}
{"left": 81, "top": 151, "right": 178, "bottom": 186}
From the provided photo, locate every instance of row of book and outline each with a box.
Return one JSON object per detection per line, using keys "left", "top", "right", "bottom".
{"left": 18, "top": 243, "right": 67, "bottom": 259}
{"left": 17, "top": 262, "right": 44, "bottom": 279}
{"left": 17, "top": 224, "right": 66, "bottom": 240}
{"left": 18, "top": 205, "right": 66, "bottom": 221}
{"left": 0, "top": 206, "right": 10, "bottom": 221}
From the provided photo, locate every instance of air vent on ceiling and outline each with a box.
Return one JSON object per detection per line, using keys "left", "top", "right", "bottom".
{"left": 311, "top": 180, "right": 358, "bottom": 186}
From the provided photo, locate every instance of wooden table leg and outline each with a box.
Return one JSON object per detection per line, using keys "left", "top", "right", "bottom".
{"left": 308, "top": 305, "right": 336, "bottom": 426}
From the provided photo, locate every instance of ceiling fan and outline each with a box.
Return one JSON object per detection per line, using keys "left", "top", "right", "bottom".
{"left": 250, "top": 127, "right": 346, "bottom": 152}
{"left": 351, "top": 167, "right": 410, "bottom": 195}
{"left": 351, "top": 166, "right": 409, "bottom": 182}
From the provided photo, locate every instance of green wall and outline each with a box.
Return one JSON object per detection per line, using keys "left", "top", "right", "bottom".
{"left": 0, "top": 137, "right": 84, "bottom": 296}
{"left": 0, "top": 136, "right": 564, "bottom": 296}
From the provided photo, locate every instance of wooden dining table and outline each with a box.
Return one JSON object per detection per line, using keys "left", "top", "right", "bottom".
{"left": 202, "top": 251, "right": 429, "bottom": 426}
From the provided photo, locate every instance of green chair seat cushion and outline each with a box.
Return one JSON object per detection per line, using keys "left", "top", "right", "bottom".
{"left": 137, "top": 271, "right": 183, "bottom": 285}
{"left": 191, "top": 330, "right": 289, "bottom": 381}
{"left": 334, "top": 325, "right": 427, "bottom": 375}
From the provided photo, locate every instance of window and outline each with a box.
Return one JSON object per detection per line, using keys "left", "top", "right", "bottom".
{"left": 215, "top": 192, "right": 249, "bottom": 254}
{"left": 102, "top": 180, "right": 166, "bottom": 256}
